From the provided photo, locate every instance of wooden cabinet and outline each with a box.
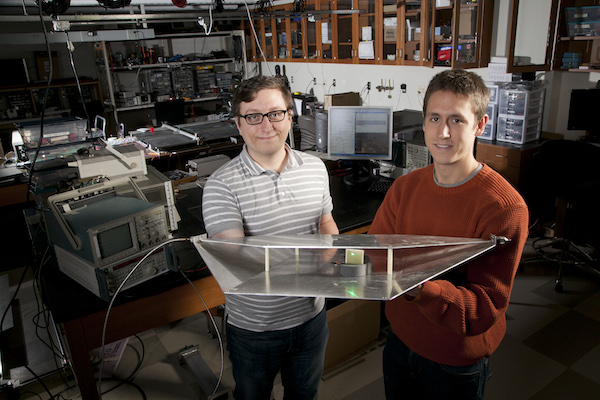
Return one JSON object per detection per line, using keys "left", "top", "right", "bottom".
{"left": 507, "top": 0, "right": 558, "bottom": 73}
{"left": 475, "top": 139, "right": 542, "bottom": 191}
{"left": 399, "top": 1, "right": 432, "bottom": 66}
{"left": 379, "top": 0, "right": 494, "bottom": 67}
{"left": 506, "top": 0, "right": 599, "bottom": 73}
{"left": 246, "top": 0, "right": 494, "bottom": 68}
{"left": 431, "top": 0, "right": 495, "bottom": 68}
{"left": 552, "top": 0, "right": 600, "bottom": 71}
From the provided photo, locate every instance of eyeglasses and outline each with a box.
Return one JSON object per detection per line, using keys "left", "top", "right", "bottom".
{"left": 239, "top": 110, "right": 288, "bottom": 125}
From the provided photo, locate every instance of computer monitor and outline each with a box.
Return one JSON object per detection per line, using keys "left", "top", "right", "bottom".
{"left": 568, "top": 88, "right": 600, "bottom": 140}
{"left": 155, "top": 99, "right": 185, "bottom": 125}
{"left": 393, "top": 109, "right": 424, "bottom": 133}
{"left": 0, "top": 58, "right": 30, "bottom": 87}
{"left": 327, "top": 106, "right": 393, "bottom": 186}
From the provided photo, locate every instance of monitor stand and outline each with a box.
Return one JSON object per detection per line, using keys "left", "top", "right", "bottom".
{"left": 343, "top": 160, "right": 372, "bottom": 187}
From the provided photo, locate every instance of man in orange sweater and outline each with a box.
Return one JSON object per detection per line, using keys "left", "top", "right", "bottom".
{"left": 369, "top": 69, "right": 529, "bottom": 399}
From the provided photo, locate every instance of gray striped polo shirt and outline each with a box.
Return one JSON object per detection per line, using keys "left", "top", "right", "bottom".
{"left": 202, "top": 144, "right": 333, "bottom": 331}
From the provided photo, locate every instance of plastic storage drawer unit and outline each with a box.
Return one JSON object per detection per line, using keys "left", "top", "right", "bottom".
{"left": 17, "top": 117, "right": 88, "bottom": 149}
{"left": 565, "top": 6, "right": 600, "bottom": 24}
{"left": 566, "top": 21, "right": 600, "bottom": 37}
{"left": 496, "top": 115, "right": 542, "bottom": 144}
{"left": 480, "top": 104, "right": 497, "bottom": 141}
{"left": 499, "top": 88, "right": 544, "bottom": 117}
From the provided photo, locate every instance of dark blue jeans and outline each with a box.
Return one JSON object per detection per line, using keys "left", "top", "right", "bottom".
{"left": 383, "top": 330, "right": 491, "bottom": 400}
{"left": 226, "top": 308, "right": 328, "bottom": 400}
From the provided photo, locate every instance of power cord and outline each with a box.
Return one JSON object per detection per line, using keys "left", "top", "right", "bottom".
{"left": 65, "top": 32, "right": 91, "bottom": 127}
{"left": 178, "top": 266, "right": 225, "bottom": 398}
{"left": 242, "top": 0, "right": 273, "bottom": 76}
{"left": 98, "top": 237, "right": 187, "bottom": 398}
{"left": 24, "top": 3, "right": 54, "bottom": 206}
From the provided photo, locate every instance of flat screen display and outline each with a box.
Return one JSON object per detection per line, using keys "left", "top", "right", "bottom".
{"left": 568, "top": 88, "right": 600, "bottom": 133}
{"left": 327, "top": 106, "right": 393, "bottom": 161}
{"left": 0, "top": 58, "right": 30, "bottom": 87}
{"left": 97, "top": 223, "right": 134, "bottom": 259}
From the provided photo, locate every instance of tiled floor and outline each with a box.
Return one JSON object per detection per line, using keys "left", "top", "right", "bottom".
{"left": 8, "top": 238, "right": 600, "bottom": 400}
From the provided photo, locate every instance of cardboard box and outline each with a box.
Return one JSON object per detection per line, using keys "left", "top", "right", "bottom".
{"left": 459, "top": 8, "right": 475, "bottom": 37}
{"left": 93, "top": 337, "right": 129, "bottom": 378}
{"left": 384, "top": 26, "right": 397, "bottom": 43}
{"left": 324, "top": 300, "right": 381, "bottom": 372}
{"left": 488, "top": 62, "right": 508, "bottom": 74}
{"left": 35, "top": 51, "right": 60, "bottom": 81}
{"left": 324, "top": 92, "right": 361, "bottom": 110}
{"left": 488, "top": 72, "right": 514, "bottom": 82}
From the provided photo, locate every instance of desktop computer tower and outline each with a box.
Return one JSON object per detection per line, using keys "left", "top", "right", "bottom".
{"left": 315, "top": 111, "right": 328, "bottom": 152}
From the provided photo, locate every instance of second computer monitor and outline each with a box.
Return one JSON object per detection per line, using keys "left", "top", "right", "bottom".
{"left": 327, "top": 106, "right": 393, "bottom": 161}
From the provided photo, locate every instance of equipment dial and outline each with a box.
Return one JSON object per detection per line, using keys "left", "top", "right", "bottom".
{"left": 145, "top": 265, "right": 158, "bottom": 275}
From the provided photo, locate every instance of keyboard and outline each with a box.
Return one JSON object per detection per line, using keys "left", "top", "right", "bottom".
{"left": 367, "top": 179, "right": 394, "bottom": 194}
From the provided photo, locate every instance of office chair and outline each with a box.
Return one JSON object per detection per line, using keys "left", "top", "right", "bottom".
{"left": 525, "top": 139, "right": 600, "bottom": 292}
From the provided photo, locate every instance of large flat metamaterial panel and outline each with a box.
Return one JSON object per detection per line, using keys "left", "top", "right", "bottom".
{"left": 193, "top": 234, "right": 506, "bottom": 301}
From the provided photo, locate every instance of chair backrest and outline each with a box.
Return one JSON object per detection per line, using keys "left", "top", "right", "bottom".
{"left": 526, "top": 139, "right": 600, "bottom": 240}
{"left": 534, "top": 140, "right": 599, "bottom": 203}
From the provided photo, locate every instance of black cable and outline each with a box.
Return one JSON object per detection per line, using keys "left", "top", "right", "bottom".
{"left": 18, "top": 390, "right": 43, "bottom": 400}
{"left": 293, "top": 0, "right": 306, "bottom": 13}
{"left": 97, "top": 0, "right": 132, "bottom": 9}
{"left": 31, "top": 245, "right": 69, "bottom": 365}
{"left": 34, "top": 0, "right": 70, "bottom": 16}
{"left": 122, "top": 380, "right": 147, "bottom": 400}
{"left": 0, "top": 265, "right": 30, "bottom": 334}
{"left": 1, "top": 344, "right": 55, "bottom": 399}
{"left": 0, "top": 251, "right": 64, "bottom": 400}
{"left": 65, "top": 32, "right": 91, "bottom": 128}
{"left": 24, "top": 4, "right": 54, "bottom": 206}
{"left": 101, "top": 334, "right": 145, "bottom": 395}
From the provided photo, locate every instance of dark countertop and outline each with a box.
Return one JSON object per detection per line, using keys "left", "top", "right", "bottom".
{"left": 42, "top": 171, "right": 386, "bottom": 323}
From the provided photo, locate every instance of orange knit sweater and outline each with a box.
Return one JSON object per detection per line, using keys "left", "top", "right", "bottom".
{"left": 369, "top": 164, "right": 529, "bottom": 366}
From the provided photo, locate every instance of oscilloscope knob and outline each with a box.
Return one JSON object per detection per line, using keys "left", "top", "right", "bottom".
{"left": 145, "top": 266, "right": 158, "bottom": 275}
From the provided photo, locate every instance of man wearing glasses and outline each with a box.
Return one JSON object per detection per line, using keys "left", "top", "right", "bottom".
{"left": 202, "top": 75, "right": 339, "bottom": 399}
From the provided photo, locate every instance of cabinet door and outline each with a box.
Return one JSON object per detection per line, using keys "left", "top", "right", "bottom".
{"left": 320, "top": 0, "right": 335, "bottom": 61}
{"left": 304, "top": 0, "right": 320, "bottom": 61}
{"left": 453, "top": 0, "right": 494, "bottom": 69}
{"left": 508, "top": 0, "right": 558, "bottom": 73}
{"left": 336, "top": 0, "right": 355, "bottom": 62}
{"left": 403, "top": 0, "right": 432, "bottom": 66}
{"left": 262, "top": 19, "right": 276, "bottom": 61}
{"left": 275, "top": 5, "right": 291, "bottom": 60}
{"left": 242, "top": 20, "right": 257, "bottom": 62}
{"left": 288, "top": 7, "right": 304, "bottom": 60}
{"left": 356, "top": 0, "right": 377, "bottom": 64}
{"left": 453, "top": 1, "right": 479, "bottom": 68}
{"left": 432, "top": 2, "right": 454, "bottom": 67}
{"left": 249, "top": 17, "right": 270, "bottom": 62}
{"left": 430, "top": 0, "right": 494, "bottom": 69}
{"left": 552, "top": 0, "right": 597, "bottom": 71}
{"left": 381, "top": 0, "right": 400, "bottom": 64}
